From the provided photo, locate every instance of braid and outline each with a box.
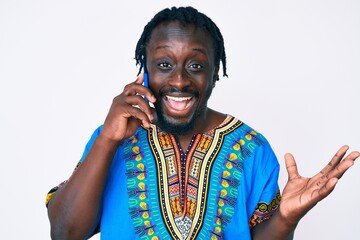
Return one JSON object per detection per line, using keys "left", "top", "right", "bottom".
{"left": 135, "top": 6, "right": 228, "bottom": 79}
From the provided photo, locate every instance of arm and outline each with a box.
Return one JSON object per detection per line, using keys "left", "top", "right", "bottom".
{"left": 252, "top": 145, "right": 359, "bottom": 240}
{"left": 47, "top": 75, "right": 156, "bottom": 240}
{"left": 251, "top": 209, "right": 295, "bottom": 240}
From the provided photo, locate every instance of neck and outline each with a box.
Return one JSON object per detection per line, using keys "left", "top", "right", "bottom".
{"left": 174, "top": 108, "right": 226, "bottom": 151}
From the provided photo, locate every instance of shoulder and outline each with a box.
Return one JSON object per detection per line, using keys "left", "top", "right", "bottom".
{"left": 88, "top": 125, "right": 148, "bottom": 144}
{"left": 223, "top": 115, "right": 270, "bottom": 144}
{"left": 223, "top": 115, "right": 278, "bottom": 168}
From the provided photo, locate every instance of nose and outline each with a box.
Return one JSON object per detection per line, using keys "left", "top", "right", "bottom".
{"left": 168, "top": 67, "right": 191, "bottom": 90}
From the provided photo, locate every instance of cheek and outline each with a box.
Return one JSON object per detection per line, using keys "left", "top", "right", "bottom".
{"left": 148, "top": 73, "right": 163, "bottom": 89}
{"left": 199, "top": 77, "right": 214, "bottom": 93}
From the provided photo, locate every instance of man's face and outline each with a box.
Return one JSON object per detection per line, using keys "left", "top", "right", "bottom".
{"left": 146, "top": 21, "right": 219, "bottom": 135}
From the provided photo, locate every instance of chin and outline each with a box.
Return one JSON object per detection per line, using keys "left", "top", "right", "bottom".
{"left": 154, "top": 93, "right": 209, "bottom": 135}
{"left": 155, "top": 105, "right": 198, "bottom": 135}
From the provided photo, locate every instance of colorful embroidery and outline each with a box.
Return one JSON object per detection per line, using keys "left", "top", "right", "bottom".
{"left": 125, "top": 136, "right": 160, "bottom": 239}
{"left": 46, "top": 115, "right": 280, "bottom": 239}
{"left": 148, "top": 116, "right": 244, "bottom": 239}
{"left": 249, "top": 190, "right": 281, "bottom": 228}
{"left": 209, "top": 127, "right": 267, "bottom": 239}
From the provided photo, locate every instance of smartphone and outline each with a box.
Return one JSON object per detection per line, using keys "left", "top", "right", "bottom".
{"left": 143, "top": 64, "right": 149, "bottom": 102}
{"left": 143, "top": 64, "right": 149, "bottom": 88}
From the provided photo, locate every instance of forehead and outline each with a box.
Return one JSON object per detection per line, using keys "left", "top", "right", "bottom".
{"left": 146, "top": 21, "right": 214, "bottom": 51}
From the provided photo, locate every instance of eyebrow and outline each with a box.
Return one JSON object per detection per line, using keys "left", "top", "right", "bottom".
{"left": 155, "top": 45, "right": 208, "bottom": 55}
{"left": 192, "top": 47, "right": 207, "bottom": 55}
{"left": 155, "top": 45, "right": 170, "bottom": 50}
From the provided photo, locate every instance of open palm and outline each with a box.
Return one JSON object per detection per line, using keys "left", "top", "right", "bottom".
{"left": 278, "top": 145, "right": 359, "bottom": 226}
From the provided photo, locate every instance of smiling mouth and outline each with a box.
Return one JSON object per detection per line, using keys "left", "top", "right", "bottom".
{"left": 165, "top": 95, "right": 194, "bottom": 111}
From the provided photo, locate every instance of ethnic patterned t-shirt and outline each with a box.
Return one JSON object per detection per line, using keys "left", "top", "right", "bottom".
{"left": 46, "top": 115, "right": 281, "bottom": 239}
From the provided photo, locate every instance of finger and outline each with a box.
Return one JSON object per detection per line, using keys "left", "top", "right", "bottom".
{"left": 316, "top": 178, "right": 338, "bottom": 201}
{"left": 319, "top": 145, "right": 349, "bottom": 176}
{"left": 285, "top": 153, "right": 300, "bottom": 180}
{"left": 124, "top": 74, "right": 145, "bottom": 92}
{"left": 135, "top": 72, "right": 144, "bottom": 84}
{"left": 124, "top": 95, "right": 154, "bottom": 121}
{"left": 123, "top": 75, "right": 156, "bottom": 103}
{"left": 326, "top": 150, "right": 359, "bottom": 180}
{"left": 123, "top": 105, "right": 152, "bottom": 128}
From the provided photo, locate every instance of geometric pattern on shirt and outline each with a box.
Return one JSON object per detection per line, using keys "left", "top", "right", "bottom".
{"left": 249, "top": 189, "right": 281, "bottom": 228}
{"left": 45, "top": 116, "right": 281, "bottom": 239}
{"left": 208, "top": 127, "right": 267, "bottom": 239}
{"left": 149, "top": 115, "right": 242, "bottom": 239}
{"left": 124, "top": 132, "right": 160, "bottom": 239}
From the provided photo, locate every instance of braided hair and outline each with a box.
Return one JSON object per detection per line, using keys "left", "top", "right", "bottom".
{"left": 135, "top": 6, "right": 228, "bottom": 79}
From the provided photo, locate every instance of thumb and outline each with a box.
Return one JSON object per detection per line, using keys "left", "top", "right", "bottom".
{"left": 285, "top": 153, "right": 300, "bottom": 180}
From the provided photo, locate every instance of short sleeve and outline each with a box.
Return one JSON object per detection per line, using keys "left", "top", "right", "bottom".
{"left": 248, "top": 143, "right": 281, "bottom": 228}
{"left": 45, "top": 126, "right": 103, "bottom": 207}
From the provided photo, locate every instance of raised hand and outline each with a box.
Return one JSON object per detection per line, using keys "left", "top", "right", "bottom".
{"left": 47, "top": 75, "right": 157, "bottom": 239}
{"left": 100, "top": 74, "right": 156, "bottom": 142}
{"left": 279, "top": 145, "right": 359, "bottom": 227}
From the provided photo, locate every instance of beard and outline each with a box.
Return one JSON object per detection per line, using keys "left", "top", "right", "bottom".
{"left": 154, "top": 86, "right": 213, "bottom": 136}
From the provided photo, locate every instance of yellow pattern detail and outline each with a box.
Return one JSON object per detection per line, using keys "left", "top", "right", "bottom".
{"left": 138, "top": 182, "right": 147, "bottom": 200}
{"left": 132, "top": 146, "right": 143, "bottom": 161}
{"left": 45, "top": 192, "right": 55, "bottom": 205}
{"left": 137, "top": 163, "right": 145, "bottom": 180}
{"left": 144, "top": 220, "right": 154, "bottom": 235}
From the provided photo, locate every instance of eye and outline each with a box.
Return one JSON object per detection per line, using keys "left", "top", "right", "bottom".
{"left": 188, "top": 63, "right": 203, "bottom": 70}
{"left": 158, "top": 62, "right": 172, "bottom": 69}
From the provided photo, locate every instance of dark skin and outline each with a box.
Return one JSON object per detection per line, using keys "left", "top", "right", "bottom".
{"left": 145, "top": 21, "right": 225, "bottom": 149}
{"left": 47, "top": 21, "right": 359, "bottom": 239}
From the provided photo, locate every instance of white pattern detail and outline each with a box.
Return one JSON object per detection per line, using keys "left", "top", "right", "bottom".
{"left": 174, "top": 216, "right": 193, "bottom": 239}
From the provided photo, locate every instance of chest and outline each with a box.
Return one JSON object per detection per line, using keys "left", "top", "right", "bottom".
{"left": 102, "top": 121, "right": 263, "bottom": 239}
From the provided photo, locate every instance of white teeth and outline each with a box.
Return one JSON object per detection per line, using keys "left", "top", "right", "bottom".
{"left": 166, "top": 95, "right": 192, "bottom": 101}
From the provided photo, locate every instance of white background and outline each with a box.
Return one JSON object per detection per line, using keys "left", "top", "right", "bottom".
{"left": 1, "top": 1, "right": 359, "bottom": 239}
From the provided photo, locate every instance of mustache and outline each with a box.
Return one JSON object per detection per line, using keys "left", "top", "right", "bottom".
{"left": 158, "top": 87, "right": 199, "bottom": 98}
